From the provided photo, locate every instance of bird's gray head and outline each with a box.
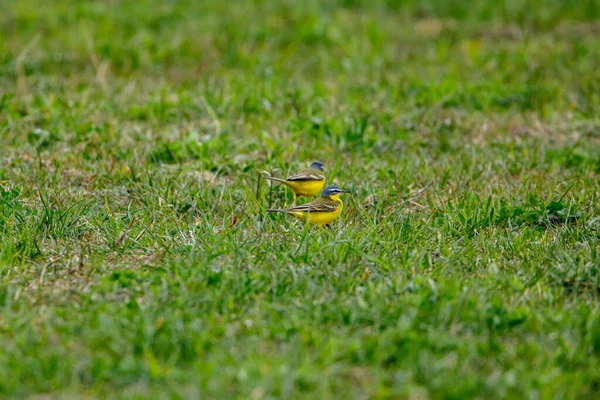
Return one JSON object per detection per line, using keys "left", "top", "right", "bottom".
{"left": 321, "top": 184, "right": 350, "bottom": 197}
{"left": 310, "top": 161, "right": 325, "bottom": 171}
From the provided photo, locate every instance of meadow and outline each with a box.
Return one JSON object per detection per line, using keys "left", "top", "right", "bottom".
{"left": 1, "top": 0, "right": 599, "bottom": 398}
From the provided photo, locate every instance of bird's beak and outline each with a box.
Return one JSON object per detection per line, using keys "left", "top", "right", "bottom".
{"left": 340, "top": 189, "right": 351, "bottom": 194}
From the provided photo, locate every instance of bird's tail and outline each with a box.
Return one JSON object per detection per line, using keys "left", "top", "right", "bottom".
{"left": 263, "top": 176, "right": 287, "bottom": 184}
{"left": 266, "top": 209, "right": 289, "bottom": 213}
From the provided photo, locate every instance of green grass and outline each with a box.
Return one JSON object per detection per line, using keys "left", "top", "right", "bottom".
{"left": 1, "top": 0, "right": 600, "bottom": 398}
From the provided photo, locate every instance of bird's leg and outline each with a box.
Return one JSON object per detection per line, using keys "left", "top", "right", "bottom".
{"left": 292, "top": 193, "right": 297, "bottom": 206}
{"left": 315, "top": 224, "right": 333, "bottom": 237}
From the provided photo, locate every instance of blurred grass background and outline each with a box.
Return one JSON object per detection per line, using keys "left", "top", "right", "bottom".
{"left": 1, "top": 0, "right": 600, "bottom": 398}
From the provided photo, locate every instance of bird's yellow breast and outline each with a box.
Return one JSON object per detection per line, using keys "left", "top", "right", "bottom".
{"left": 284, "top": 179, "right": 325, "bottom": 197}
{"left": 289, "top": 200, "right": 343, "bottom": 226}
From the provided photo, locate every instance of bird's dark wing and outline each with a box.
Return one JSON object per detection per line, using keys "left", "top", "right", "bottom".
{"left": 288, "top": 199, "right": 339, "bottom": 213}
{"left": 286, "top": 168, "right": 325, "bottom": 181}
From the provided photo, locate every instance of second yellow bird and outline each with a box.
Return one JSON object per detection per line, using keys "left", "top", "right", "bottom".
{"left": 264, "top": 161, "right": 325, "bottom": 203}
{"left": 267, "top": 184, "right": 350, "bottom": 226}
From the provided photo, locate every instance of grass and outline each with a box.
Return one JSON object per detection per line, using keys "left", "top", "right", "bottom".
{"left": 1, "top": 0, "right": 599, "bottom": 398}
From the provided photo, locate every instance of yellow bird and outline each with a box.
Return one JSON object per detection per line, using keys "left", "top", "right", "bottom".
{"left": 264, "top": 161, "right": 326, "bottom": 203}
{"left": 267, "top": 185, "right": 350, "bottom": 226}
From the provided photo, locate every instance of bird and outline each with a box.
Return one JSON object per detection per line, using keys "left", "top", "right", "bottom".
{"left": 267, "top": 184, "right": 350, "bottom": 226}
{"left": 263, "top": 161, "right": 326, "bottom": 204}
